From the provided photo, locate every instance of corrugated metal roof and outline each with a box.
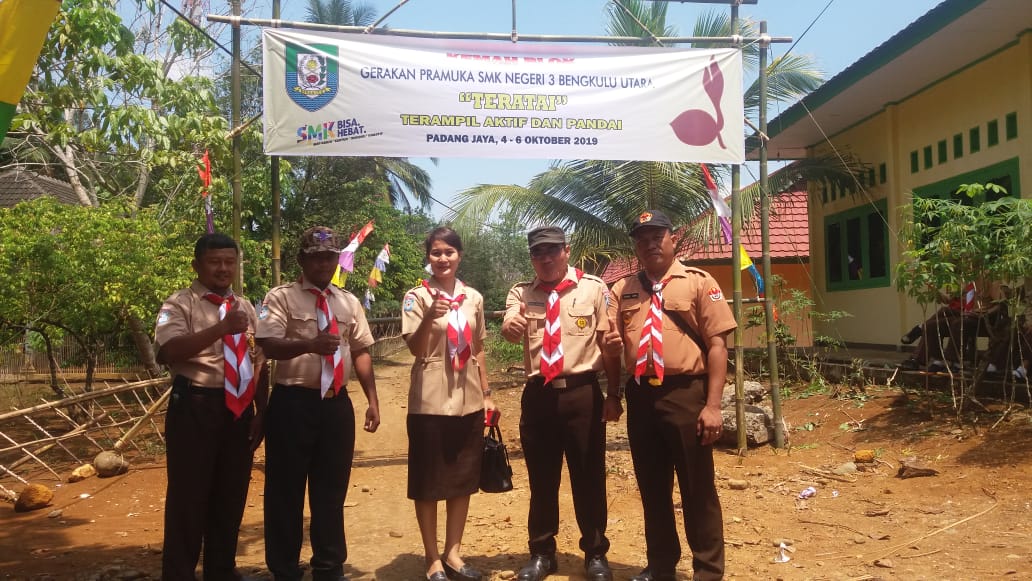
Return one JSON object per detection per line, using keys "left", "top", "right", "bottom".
{"left": 0, "top": 167, "right": 80, "bottom": 208}
{"left": 602, "top": 186, "right": 809, "bottom": 283}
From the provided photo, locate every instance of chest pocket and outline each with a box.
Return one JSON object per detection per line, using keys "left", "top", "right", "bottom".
{"left": 566, "top": 304, "right": 595, "bottom": 336}
{"left": 288, "top": 311, "right": 319, "bottom": 340}
{"left": 661, "top": 298, "right": 695, "bottom": 332}
{"left": 618, "top": 301, "right": 644, "bottom": 335}
{"left": 524, "top": 303, "right": 546, "bottom": 337}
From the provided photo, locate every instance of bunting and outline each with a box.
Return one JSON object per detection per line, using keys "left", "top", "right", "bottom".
{"left": 330, "top": 220, "right": 374, "bottom": 288}
{"left": 701, "top": 164, "right": 765, "bottom": 298}
{"left": 363, "top": 244, "right": 390, "bottom": 310}
{"left": 0, "top": 0, "right": 61, "bottom": 146}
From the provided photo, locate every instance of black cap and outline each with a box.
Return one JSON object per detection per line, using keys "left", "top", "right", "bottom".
{"left": 527, "top": 226, "right": 566, "bottom": 249}
{"left": 629, "top": 209, "right": 674, "bottom": 236}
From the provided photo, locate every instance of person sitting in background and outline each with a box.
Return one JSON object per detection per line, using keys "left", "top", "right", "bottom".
{"left": 900, "top": 284, "right": 977, "bottom": 372}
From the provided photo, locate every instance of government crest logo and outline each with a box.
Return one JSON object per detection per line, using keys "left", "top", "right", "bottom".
{"left": 285, "top": 42, "right": 338, "bottom": 112}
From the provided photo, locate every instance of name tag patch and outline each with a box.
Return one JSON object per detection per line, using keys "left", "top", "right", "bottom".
{"left": 621, "top": 292, "right": 639, "bottom": 299}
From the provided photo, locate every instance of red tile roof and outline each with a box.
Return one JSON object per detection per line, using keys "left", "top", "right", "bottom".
{"left": 0, "top": 167, "right": 80, "bottom": 207}
{"left": 602, "top": 186, "right": 810, "bottom": 283}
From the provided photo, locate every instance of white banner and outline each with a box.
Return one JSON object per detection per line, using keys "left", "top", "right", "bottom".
{"left": 262, "top": 30, "right": 743, "bottom": 163}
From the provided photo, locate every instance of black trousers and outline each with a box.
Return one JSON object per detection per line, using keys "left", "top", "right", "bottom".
{"left": 264, "top": 385, "right": 355, "bottom": 581}
{"left": 162, "top": 377, "right": 254, "bottom": 581}
{"left": 626, "top": 375, "right": 724, "bottom": 581}
{"left": 519, "top": 373, "right": 609, "bottom": 559}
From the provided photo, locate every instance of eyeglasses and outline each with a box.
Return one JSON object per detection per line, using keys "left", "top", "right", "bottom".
{"left": 529, "top": 244, "right": 563, "bottom": 259}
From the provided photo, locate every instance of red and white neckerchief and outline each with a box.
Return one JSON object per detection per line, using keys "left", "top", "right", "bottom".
{"left": 539, "top": 269, "right": 583, "bottom": 384}
{"left": 634, "top": 276, "right": 672, "bottom": 385}
{"left": 308, "top": 287, "right": 345, "bottom": 398}
{"left": 422, "top": 279, "right": 472, "bottom": 370}
{"left": 202, "top": 292, "right": 255, "bottom": 418}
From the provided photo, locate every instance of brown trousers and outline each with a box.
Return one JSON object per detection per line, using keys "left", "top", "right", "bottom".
{"left": 162, "top": 377, "right": 254, "bottom": 581}
{"left": 626, "top": 375, "right": 724, "bottom": 580}
{"left": 519, "top": 373, "right": 610, "bottom": 559}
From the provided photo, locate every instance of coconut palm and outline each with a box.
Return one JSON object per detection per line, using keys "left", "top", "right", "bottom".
{"left": 449, "top": 2, "right": 857, "bottom": 272}
{"left": 302, "top": 0, "right": 435, "bottom": 211}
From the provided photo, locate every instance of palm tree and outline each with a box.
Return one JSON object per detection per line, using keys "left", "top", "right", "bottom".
{"left": 302, "top": 0, "right": 435, "bottom": 211}
{"left": 449, "top": 2, "right": 857, "bottom": 272}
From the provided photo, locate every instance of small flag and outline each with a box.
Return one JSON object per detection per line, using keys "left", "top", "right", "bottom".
{"left": 703, "top": 164, "right": 765, "bottom": 298}
{"left": 197, "top": 150, "right": 214, "bottom": 233}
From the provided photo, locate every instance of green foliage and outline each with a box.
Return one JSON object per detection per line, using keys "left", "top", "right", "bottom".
{"left": 457, "top": 210, "right": 537, "bottom": 311}
{"left": 0, "top": 197, "right": 191, "bottom": 356}
{"left": 484, "top": 320, "right": 524, "bottom": 371}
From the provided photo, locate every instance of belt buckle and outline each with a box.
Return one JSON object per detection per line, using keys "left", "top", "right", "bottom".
{"left": 648, "top": 377, "right": 663, "bottom": 387}
{"left": 324, "top": 389, "right": 336, "bottom": 399}
{"left": 551, "top": 378, "right": 567, "bottom": 388}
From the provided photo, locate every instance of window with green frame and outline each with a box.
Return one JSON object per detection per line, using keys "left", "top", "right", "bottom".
{"left": 913, "top": 157, "right": 1020, "bottom": 203}
{"left": 824, "top": 199, "right": 890, "bottom": 291}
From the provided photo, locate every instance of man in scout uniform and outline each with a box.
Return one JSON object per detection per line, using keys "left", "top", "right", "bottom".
{"left": 155, "top": 232, "right": 268, "bottom": 581}
{"left": 603, "top": 210, "right": 736, "bottom": 581}
{"left": 501, "top": 226, "right": 620, "bottom": 581}
{"left": 257, "top": 226, "right": 381, "bottom": 581}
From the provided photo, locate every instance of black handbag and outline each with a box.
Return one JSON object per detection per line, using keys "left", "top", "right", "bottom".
{"left": 479, "top": 423, "right": 514, "bottom": 493}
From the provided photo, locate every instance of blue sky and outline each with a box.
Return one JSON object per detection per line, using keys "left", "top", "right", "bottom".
{"left": 268, "top": 0, "right": 943, "bottom": 218}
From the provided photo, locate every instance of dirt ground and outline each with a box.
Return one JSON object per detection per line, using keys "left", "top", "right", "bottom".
{"left": 2, "top": 352, "right": 1031, "bottom": 581}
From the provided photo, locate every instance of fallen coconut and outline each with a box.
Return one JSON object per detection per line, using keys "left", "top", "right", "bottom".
{"left": 94, "top": 450, "right": 129, "bottom": 477}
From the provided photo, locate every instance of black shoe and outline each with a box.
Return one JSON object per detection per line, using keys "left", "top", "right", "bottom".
{"left": 585, "top": 555, "right": 613, "bottom": 581}
{"left": 429, "top": 573, "right": 448, "bottom": 581}
{"left": 900, "top": 325, "right": 921, "bottom": 345}
{"left": 517, "top": 554, "right": 557, "bottom": 581}
{"left": 899, "top": 358, "right": 920, "bottom": 371}
{"left": 630, "top": 568, "right": 677, "bottom": 581}
{"left": 443, "top": 561, "right": 483, "bottom": 581}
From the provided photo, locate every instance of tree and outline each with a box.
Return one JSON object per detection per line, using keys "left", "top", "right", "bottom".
{"left": 300, "top": 0, "right": 434, "bottom": 211}
{"left": 0, "top": 197, "right": 193, "bottom": 390}
{"left": 448, "top": 4, "right": 853, "bottom": 270}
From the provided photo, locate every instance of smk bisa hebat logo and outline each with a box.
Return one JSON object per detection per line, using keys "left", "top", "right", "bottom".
{"left": 286, "top": 42, "right": 338, "bottom": 112}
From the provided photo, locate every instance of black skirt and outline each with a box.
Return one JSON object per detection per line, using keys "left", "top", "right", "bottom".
{"left": 407, "top": 410, "right": 485, "bottom": 501}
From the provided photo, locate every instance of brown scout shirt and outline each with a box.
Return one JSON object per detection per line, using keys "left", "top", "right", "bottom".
{"left": 608, "top": 261, "right": 737, "bottom": 376}
{"left": 256, "top": 280, "right": 374, "bottom": 389}
{"left": 503, "top": 266, "right": 610, "bottom": 379}
{"left": 154, "top": 280, "right": 263, "bottom": 388}
{"left": 400, "top": 280, "right": 487, "bottom": 416}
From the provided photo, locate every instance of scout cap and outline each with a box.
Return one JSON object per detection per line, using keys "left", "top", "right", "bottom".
{"left": 527, "top": 226, "right": 566, "bottom": 249}
{"left": 299, "top": 226, "right": 342, "bottom": 253}
{"left": 629, "top": 209, "right": 674, "bottom": 236}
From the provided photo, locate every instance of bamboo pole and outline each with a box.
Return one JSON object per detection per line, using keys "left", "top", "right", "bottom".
{"left": 730, "top": 3, "right": 746, "bottom": 454}
{"left": 758, "top": 21, "right": 785, "bottom": 448}
{"left": 113, "top": 388, "right": 171, "bottom": 452}
{"left": 0, "top": 378, "right": 168, "bottom": 422}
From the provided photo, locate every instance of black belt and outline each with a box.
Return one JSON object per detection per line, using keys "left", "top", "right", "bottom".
{"left": 636, "top": 373, "right": 706, "bottom": 388}
{"left": 274, "top": 383, "right": 345, "bottom": 399}
{"left": 528, "top": 371, "right": 597, "bottom": 389}
{"left": 172, "top": 375, "right": 224, "bottom": 395}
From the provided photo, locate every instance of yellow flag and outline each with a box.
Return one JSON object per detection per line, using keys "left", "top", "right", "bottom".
{"left": 0, "top": 0, "right": 61, "bottom": 144}
{"left": 738, "top": 244, "right": 754, "bottom": 271}
{"left": 330, "top": 265, "right": 348, "bottom": 288}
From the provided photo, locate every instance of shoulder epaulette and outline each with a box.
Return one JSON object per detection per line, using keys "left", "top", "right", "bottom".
{"left": 581, "top": 273, "right": 605, "bottom": 284}
{"left": 683, "top": 266, "right": 711, "bottom": 276}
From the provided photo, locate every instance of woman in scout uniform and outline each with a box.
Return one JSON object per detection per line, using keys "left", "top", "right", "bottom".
{"left": 401, "top": 227, "right": 494, "bottom": 581}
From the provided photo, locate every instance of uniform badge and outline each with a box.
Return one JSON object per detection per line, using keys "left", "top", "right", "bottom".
{"left": 708, "top": 287, "right": 723, "bottom": 302}
{"left": 403, "top": 294, "right": 416, "bottom": 312}
{"left": 602, "top": 288, "right": 611, "bottom": 307}
{"left": 576, "top": 317, "right": 588, "bottom": 329}
{"left": 156, "top": 309, "right": 172, "bottom": 325}
{"left": 648, "top": 377, "right": 663, "bottom": 387}
{"left": 258, "top": 304, "right": 270, "bottom": 320}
